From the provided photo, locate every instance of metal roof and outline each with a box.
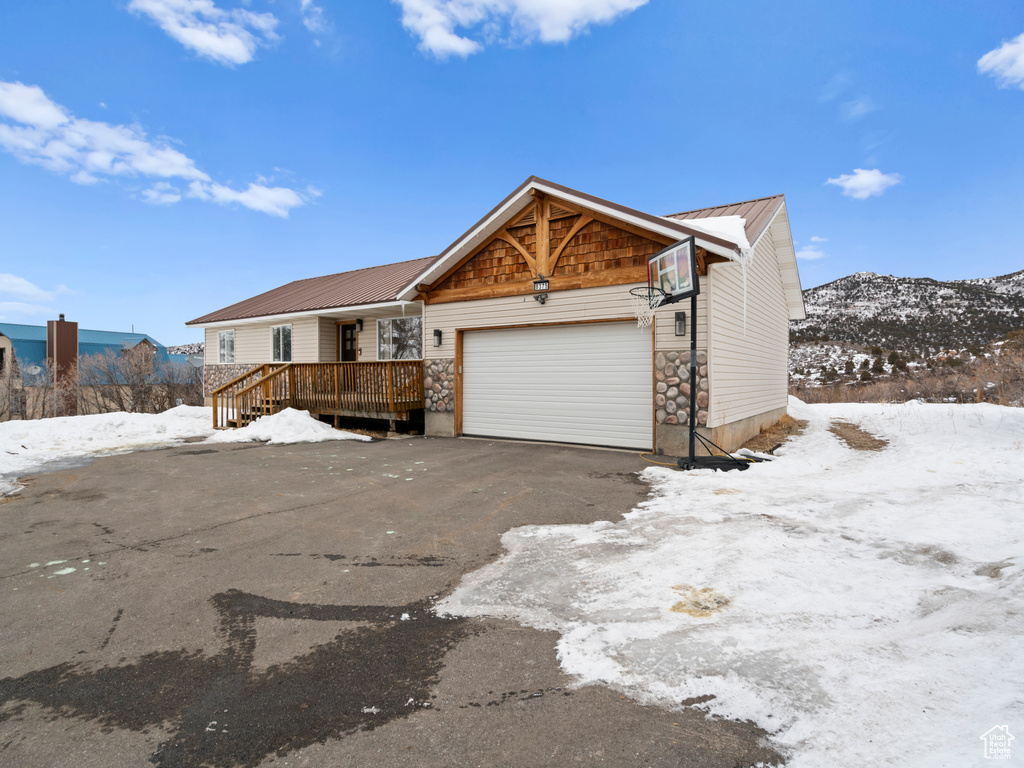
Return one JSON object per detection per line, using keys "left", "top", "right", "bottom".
{"left": 186, "top": 256, "right": 439, "bottom": 326}
{"left": 0, "top": 322, "right": 162, "bottom": 348}
{"left": 78, "top": 329, "right": 163, "bottom": 348}
{"left": 187, "top": 185, "right": 795, "bottom": 327}
{"left": 0, "top": 322, "right": 48, "bottom": 342}
{"left": 664, "top": 194, "right": 785, "bottom": 246}
{"left": 398, "top": 177, "right": 752, "bottom": 301}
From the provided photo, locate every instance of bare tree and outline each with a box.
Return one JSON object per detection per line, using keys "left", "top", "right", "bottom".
{"left": 154, "top": 355, "right": 204, "bottom": 410}
{"left": 0, "top": 365, "right": 22, "bottom": 421}
{"left": 78, "top": 346, "right": 203, "bottom": 414}
{"left": 975, "top": 331, "right": 1024, "bottom": 406}
{"left": 21, "top": 359, "right": 78, "bottom": 419}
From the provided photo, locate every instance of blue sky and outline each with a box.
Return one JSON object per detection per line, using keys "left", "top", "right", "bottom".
{"left": 1, "top": 0, "right": 1021, "bottom": 345}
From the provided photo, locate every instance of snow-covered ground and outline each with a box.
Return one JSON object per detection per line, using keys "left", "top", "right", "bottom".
{"left": 0, "top": 406, "right": 370, "bottom": 495}
{"left": 442, "top": 397, "right": 1024, "bottom": 767}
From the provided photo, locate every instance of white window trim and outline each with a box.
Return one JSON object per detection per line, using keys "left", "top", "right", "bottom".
{"left": 218, "top": 329, "right": 235, "bottom": 364}
{"left": 271, "top": 324, "right": 292, "bottom": 363}
{"left": 376, "top": 317, "right": 423, "bottom": 361}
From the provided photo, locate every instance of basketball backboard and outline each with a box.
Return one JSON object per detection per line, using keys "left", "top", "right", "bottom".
{"left": 647, "top": 237, "right": 699, "bottom": 304}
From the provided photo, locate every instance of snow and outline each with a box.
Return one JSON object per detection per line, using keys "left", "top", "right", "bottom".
{"left": 441, "top": 397, "right": 1024, "bottom": 767}
{"left": 0, "top": 406, "right": 370, "bottom": 495}
{"left": 668, "top": 214, "right": 751, "bottom": 252}
{"left": 205, "top": 407, "right": 371, "bottom": 446}
{"left": 668, "top": 214, "right": 755, "bottom": 331}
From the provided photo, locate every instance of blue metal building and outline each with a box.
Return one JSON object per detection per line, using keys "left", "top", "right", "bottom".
{"left": 0, "top": 322, "right": 186, "bottom": 375}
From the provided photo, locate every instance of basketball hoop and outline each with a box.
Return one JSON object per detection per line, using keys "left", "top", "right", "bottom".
{"left": 629, "top": 286, "right": 667, "bottom": 328}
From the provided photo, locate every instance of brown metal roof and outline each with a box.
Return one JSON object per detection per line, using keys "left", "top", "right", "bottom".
{"left": 401, "top": 176, "right": 750, "bottom": 296}
{"left": 186, "top": 256, "right": 439, "bottom": 325}
{"left": 189, "top": 183, "right": 788, "bottom": 326}
{"left": 664, "top": 194, "right": 785, "bottom": 246}
{"left": 529, "top": 177, "right": 742, "bottom": 252}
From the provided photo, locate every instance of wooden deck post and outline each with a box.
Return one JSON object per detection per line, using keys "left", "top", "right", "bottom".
{"left": 386, "top": 362, "right": 395, "bottom": 413}
{"left": 334, "top": 365, "right": 340, "bottom": 412}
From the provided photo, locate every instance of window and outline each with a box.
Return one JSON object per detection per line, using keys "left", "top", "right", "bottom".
{"left": 376, "top": 317, "right": 422, "bottom": 360}
{"left": 218, "top": 330, "right": 235, "bottom": 364}
{"left": 272, "top": 325, "right": 292, "bottom": 362}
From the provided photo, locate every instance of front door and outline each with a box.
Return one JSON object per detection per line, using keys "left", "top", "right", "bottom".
{"left": 338, "top": 324, "right": 358, "bottom": 362}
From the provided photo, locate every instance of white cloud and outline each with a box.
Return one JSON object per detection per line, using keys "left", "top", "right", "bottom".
{"left": 826, "top": 168, "right": 902, "bottom": 200}
{"left": 796, "top": 245, "right": 826, "bottom": 261}
{"left": 0, "top": 301, "right": 55, "bottom": 319}
{"left": 393, "top": 0, "right": 648, "bottom": 58}
{"left": 0, "top": 276, "right": 69, "bottom": 320}
{"left": 128, "top": 0, "right": 279, "bottom": 66}
{"left": 978, "top": 33, "right": 1024, "bottom": 89}
{"left": 300, "top": 0, "right": 330, "bottom": 33}
{"left": 0, "top": 273, "right": 68, "bottom": 303}
{"left": 186, "top": 180, "right": 309, "bottom": 217}
{"left": 0, "top": 81, "right": 69, "bottom": 129}
{"left": 840, "top": 97, "right": 876, "bottom": 121}
{"left": 810, "top": 235, "right": 827, "bottom": 243}
{"left": 0, "top": 80, "right": 312, "bottom": 217}
{"left": 142, "top": 181, "right": 183, "bottom": 205}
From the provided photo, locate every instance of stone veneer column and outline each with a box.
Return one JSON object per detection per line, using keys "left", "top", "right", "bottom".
{"left": 654, "top": 350, "right": 709, "bottom": 427}
{"left": 423, "top": 359, "right": 455, "bottom": 413}
{"left": 204, "top": 363, "right": 254, "bottom": 394}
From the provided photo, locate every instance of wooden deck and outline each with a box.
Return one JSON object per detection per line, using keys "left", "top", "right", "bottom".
{"left": 210, "top": 361, "right": 424, "bottom": 428}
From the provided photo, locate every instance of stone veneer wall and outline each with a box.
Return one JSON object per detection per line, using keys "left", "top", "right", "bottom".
{"left": 205, "top": 363, "right": 253, "bottom": 394}
{"left": 424, "top": 359, "right": 455, "bottom": 413}
{"left": 655, "top": 350, "right": 709, "bottom": 427}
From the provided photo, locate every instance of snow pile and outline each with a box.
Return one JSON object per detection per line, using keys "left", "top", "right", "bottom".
{"left": 442, "top": 397, "right": 1024, "bottom": 767}
{"left": 668, "top": 214, "right": 750, "bottom": 253}
{"left": 0, "top": 406, "right": 213, "bottom": 495}
{"left": 0, "top": 406, "right": 369, "bottom": 495}
{"left": 205, "top": 407, "right": 371, "bottom": 445}
{"left": 669, "top": 214, "right": 755, "bottom": 332}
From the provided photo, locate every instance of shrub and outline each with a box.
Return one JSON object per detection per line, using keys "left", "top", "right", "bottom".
{"left": 78, "top": 347, "right": 203, "bottom": 414}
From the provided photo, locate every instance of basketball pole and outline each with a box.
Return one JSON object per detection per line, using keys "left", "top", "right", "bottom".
{"left": 686, "top": 292, "right": 698, "bottom": 469}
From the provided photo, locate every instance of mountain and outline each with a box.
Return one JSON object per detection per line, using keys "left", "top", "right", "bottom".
{"left": 791, "top": 270, "right": 1024, "bottom": 353}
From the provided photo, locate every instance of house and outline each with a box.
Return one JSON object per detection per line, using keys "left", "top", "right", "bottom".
{"left": 186, "top": 177, "right": 804, "bottom": 453}
{"left": 0, "top": 318, "right": 185, "bottom": 378}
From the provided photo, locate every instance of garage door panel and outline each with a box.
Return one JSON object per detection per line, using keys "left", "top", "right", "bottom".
{"left": 462, "top": 322, "right": 652, "bottom": 450}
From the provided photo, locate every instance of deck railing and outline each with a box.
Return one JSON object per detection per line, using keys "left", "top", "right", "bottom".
{"left": 210, "top": 361, "right": 424, "bottom": 428}
{"left": 210, "top": 363, "right": 285, "bottom": 429}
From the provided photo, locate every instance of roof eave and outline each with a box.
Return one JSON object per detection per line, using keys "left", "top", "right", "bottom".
{"left": 757, "top": 200, "right": 806, "bottom": 321}
{"left": 186, "top": 299, "right": 422, "bottom": 329}
{"left": 397, "top": 177, "right": 745, "bottom": 301}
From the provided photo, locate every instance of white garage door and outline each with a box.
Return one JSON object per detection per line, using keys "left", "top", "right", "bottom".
{"left": 462, "top": 322, "right": 652, "bottom": 449}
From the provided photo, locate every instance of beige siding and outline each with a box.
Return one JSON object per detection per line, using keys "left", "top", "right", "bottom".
{"left": 653, "top": 285, "right": 708, "bottom": 351}
{"left": 290, "top": 317, "right": 319, "bottom": 362}
{"left": 351, "top": 307, "right": 424, "bottom": 362}
{"left": 317, "top": 317, "right": 337, "bottom": 362}
{"left": 203, "top": 317, "right": 321, "bottom": 365}
{"left": 424, "top": 283, "right": 703, "bottom": 358}
{"left": 706, "top": 218, "right": 790, "bottom": 429}
{"left": 772, "top": 203, "right": 806, "bottom": 320}
{"left": 200, "top": 306, "right": 427, "bottom": 367}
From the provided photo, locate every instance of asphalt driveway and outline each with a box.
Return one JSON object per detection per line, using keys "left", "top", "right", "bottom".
{"left": 0, "top": 436, "right": 780, "bottom": 767}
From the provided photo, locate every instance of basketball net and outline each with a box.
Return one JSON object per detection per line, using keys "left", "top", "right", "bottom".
{"left": 629, "top": 287, "right": 667, "bottom": 329}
